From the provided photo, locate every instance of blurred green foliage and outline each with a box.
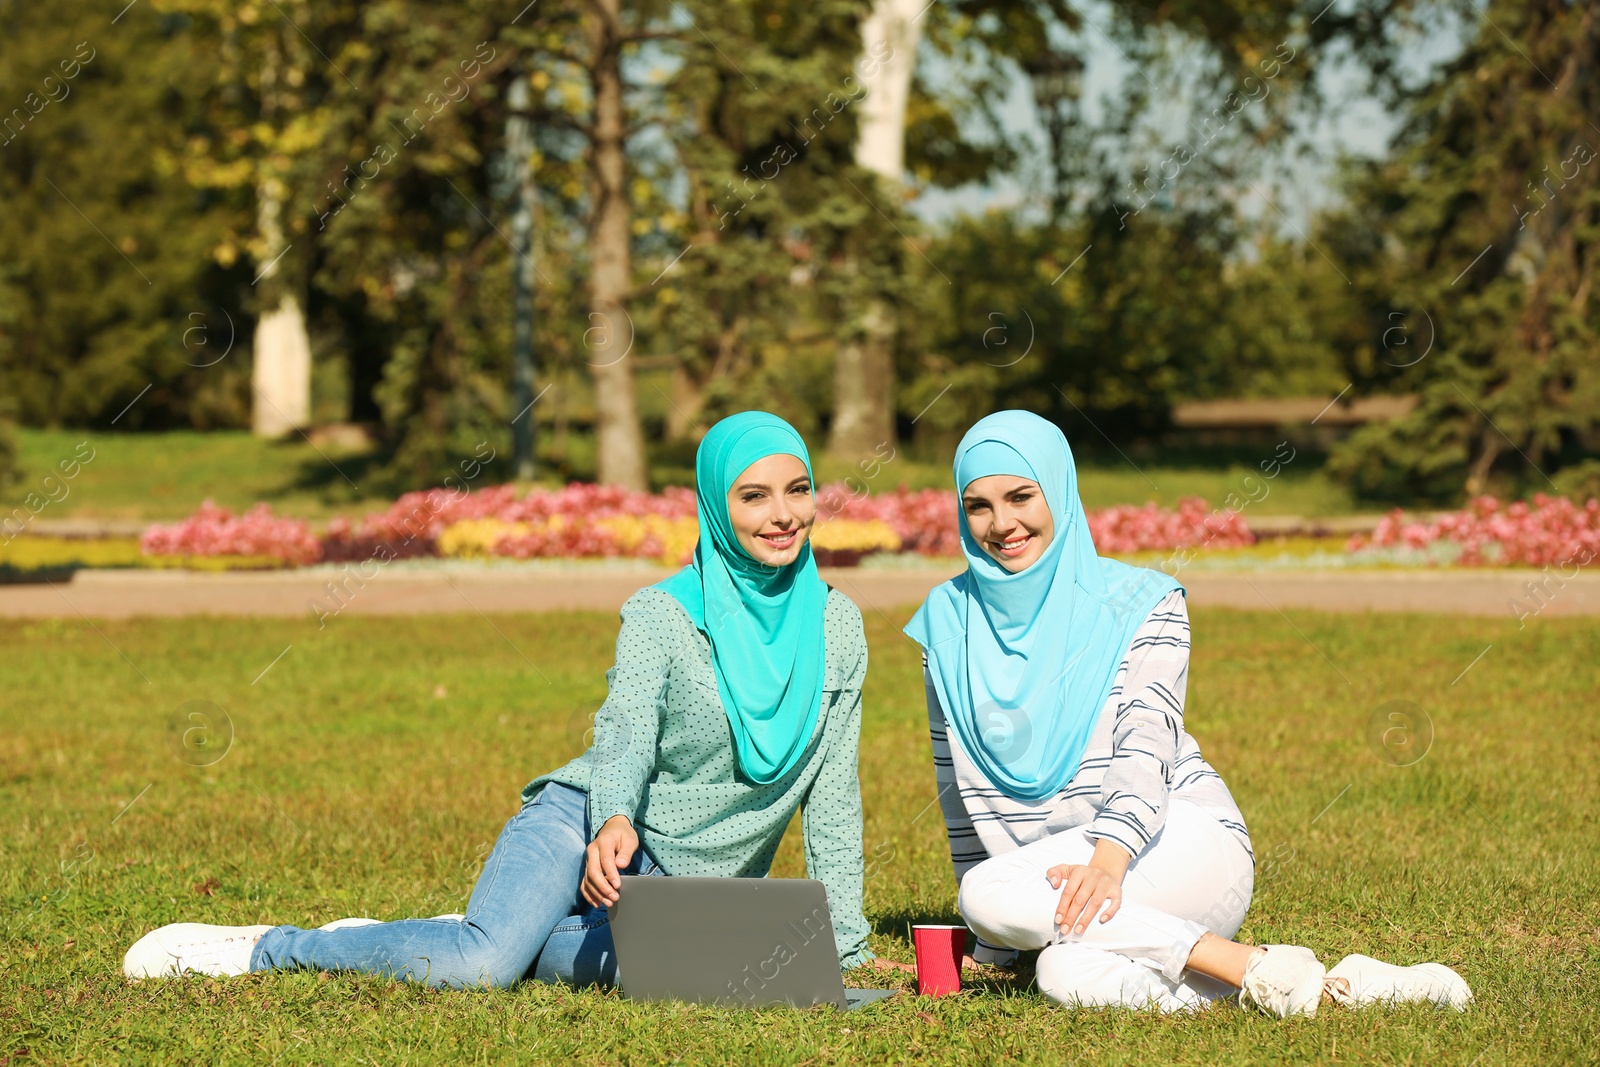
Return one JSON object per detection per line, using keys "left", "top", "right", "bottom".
{"left": 1320, "top": 1, "right": 1600, "bottom": 502}
{"left": 2, "top": 1, "right": 1595, "bottom": 506}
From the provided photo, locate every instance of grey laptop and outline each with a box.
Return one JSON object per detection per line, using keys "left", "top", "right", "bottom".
{"left": 609, "top": 876, "right": 898, "bottom": 1010}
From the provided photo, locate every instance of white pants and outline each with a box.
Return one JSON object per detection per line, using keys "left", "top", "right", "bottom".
{"left": 957, "top": 800, "right": 1254, "bottom": 1011}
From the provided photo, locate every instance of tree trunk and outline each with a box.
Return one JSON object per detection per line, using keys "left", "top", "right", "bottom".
{"left": 249, "top": 35, "right": 311, "bottom": 439}
{"left": 854, "top": 0, "right": 923, "bottom": 178}
{"left": 830, "top": 0, "right": 922, "bottom": 461}
{"left": 830, "top": 297, "right": 897, "bottom": 458}
{"left": 667, "top": 361, "right": 704, "bottom": 442}
{"left": 250, "top": 176, "right": 311, "bottom": 438}
{"left": 507, "top": 70, "right": 538, "bottom": 481}
{"left": 1465, "top": 427, "right": 1502, "bottom": 496}
{"left": 586, "top": 0, "right": 648, "bottom": 489}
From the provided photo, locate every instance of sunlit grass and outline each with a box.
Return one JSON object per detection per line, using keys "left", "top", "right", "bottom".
{"left": 5, "top": 429, "right": 394, "bottom": 523}
{"left": 2, "top": 606, "right": 1594, "bottom": 1065}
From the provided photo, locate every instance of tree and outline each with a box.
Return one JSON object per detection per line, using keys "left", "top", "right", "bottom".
{"left": 828, "top": 0, "right": 1342, "bottom": 461}
{"left": 151, "top": 0, "right": 368, "bottom": 440}
{"left": 900, "top": 204, "right": 1264, "bottom": 453}
{"left": 827, "top": 0, "right": 923, "bottom": 461}
{"left": 514, "top": 0, "right": 842, "bottom": 489}
{"left": 579, "top": 0, "right": 650, "bottom": 488}
{"left": 0, "top": 4, "right": 253, "bottom": 431}
{"left": 1327, "top": 0, "right": 1600, "bottom": 501}
{"left": 652, "top": 1, "right": 908, "bottom": 455}
{"left": 305, "top": 2, "right": 524, "bottom": 488}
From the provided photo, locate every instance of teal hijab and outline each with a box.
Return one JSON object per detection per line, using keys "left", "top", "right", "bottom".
{"left": 655, "top": 412, "right": 828, "bottom": 785}
{"left": 904, "top": 410, "right": 1183, "bottom": 801}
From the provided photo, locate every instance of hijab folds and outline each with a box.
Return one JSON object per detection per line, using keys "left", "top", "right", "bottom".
{"left": 655, "top": 412, "right": 828, "bottom": 785}
{"left": 904, "top": 410, "right": 1183, "bottom": 800}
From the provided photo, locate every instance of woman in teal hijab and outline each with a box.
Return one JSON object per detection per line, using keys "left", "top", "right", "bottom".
{"left": 906, "top": 410, "right": 1471, "bottom": 1017}
{"left": 125, "top": 411, "right": 879, "bottom": 990}
{"left": 655, "top": 411, "right": 829, "bottom": 784}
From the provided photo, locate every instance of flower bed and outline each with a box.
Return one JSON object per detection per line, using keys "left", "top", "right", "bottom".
{"left": 139, "top": 500, "right": 321, "bottom": 567}
{"left": 1348, "top": 494, "right": 1600, "bottom": 566}
{"left": 436, "top": 515, "right": 700, "bottom": 564}
{"left": 1088, "top": 498, "right": 1253, "bottom": 554}
{"left": 357, "top": 483, "right": 698, "bottom": 543}
{"left": 140, "top": 483, "right": 1263, "bottom": 568}
{"left": 811, "top": 519, "right": 902, "bottom": 567}
{"left": 818, "top": 487, "right": 961, "bottom": 556}
{"left": 130, "top": 487, "right": 1600, "bottom": 570}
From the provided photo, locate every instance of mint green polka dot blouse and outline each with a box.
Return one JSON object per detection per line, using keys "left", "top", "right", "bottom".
{"left": 525, "top": 585, "right": 872, "bottom": 970}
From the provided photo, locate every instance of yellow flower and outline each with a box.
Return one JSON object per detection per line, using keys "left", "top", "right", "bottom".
{"left": 597, "top": 515, "right": 698, "bottom": 563}
{"left": 651, "top": 516, "right": 700, "bottom": 565}
{"left": 437, "top": 519, "right": 529, "bottom": 559}
{"left": 810, "top": 520, "right": 902, "bottom": 554}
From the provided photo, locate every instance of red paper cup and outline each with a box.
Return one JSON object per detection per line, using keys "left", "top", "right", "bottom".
{"left": 912, "top": 924, "right": 965, "bottom": 997}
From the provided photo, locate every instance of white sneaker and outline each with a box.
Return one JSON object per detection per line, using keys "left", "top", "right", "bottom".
{"left": 1326, "top": 954, "right": 1472, "bottom": 1010}
{"left": 123, "top": 922, "right": 273, "bottom": 979}
{"left": 1239, "top": 945, "right": 1326, "bottom": 1017}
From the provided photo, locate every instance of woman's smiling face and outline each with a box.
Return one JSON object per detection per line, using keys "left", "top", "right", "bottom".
{"left": 726, "top": 453, "right": 816, "bottom": 566}
{"left": 961, "top": 474, "right": 1054, "bottom": 572}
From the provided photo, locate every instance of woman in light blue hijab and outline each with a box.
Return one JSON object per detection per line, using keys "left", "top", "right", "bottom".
{"left": 907, "top": 412, "right": 1182, "bottom": 801}
{"left": 126, "top": 411, "right": 880, "bottom": 990}
{"left": 907, "top": 410, "right": 1471, "bottom": 1017}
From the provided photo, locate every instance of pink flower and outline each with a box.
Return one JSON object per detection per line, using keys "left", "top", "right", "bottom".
{"left": 141, "top": 500, "right": 322, "bottom": 565}
{"left": 1348, "top": 495, "right": 1600, "bottom": 566}
{"left": 817, "top": 484, "right": 1254, "bottom": 556}
{"left": 1084, "top": 497, "right": 1253, "bottom": 554}
{"left": 145, "top": 480, "right": 1277, "bottom": 568}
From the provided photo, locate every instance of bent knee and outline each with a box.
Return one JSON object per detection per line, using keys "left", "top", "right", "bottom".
{"left": 1035, "top": 946, "right": 1101, "bottom": 1007}
{"left": 434, "top": 928, "right": 533, "bottom": 990}
{"left": 439, "top": 950, "right": 526, "bottom": 990}
{"left": 955, "top": 863, "right": 999, "bottom": 942}
{"left": 1034, "top": 946, "right": 1086, "bottom": 1006}
{"left": 957, "top": 860, "right": 1040, "bottom": 950}
{"left": 1035, "top": 945, "right": 1162, "bottom": 1010}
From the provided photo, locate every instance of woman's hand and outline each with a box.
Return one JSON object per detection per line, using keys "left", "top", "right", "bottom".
{"left": 868, "top": 957, "right": 916, "bottom": 975}
{"left": 1047, "top": 839, "right": 1132, "bottom": 935}
{"left": 582, "top": 814, "right": 638, "bottom": 908}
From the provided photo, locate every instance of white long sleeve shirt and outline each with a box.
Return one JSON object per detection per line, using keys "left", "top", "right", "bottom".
{"left": 925, "top": 590, "right": 1251, "bottom": 957}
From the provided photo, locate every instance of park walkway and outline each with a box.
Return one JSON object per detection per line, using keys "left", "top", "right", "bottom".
{"left": 1, "top": 564, "right": 1592, "bottom": 621}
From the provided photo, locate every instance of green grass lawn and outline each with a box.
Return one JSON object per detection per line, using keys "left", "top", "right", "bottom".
{"left": 3, "top": 605, "right": 1595, "bottom": 1065}
{"left": 7, "top": 428, "right": 1361, "bottom": 525}
{"left": 4, "top": 429, "right": 397, "bottom": 523}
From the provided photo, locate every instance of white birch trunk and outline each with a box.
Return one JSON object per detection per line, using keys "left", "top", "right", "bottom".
{"left": 252, "top": 296, "right": 312, "bottom": 437}
{"left": 250, "top": 178, "right": 311, "bottom": 438}
{"left": 829, "top": 0, "right": 923, "bottom": 459}
{"left": 854, "top": 0, "right": 924, "bottom": 182}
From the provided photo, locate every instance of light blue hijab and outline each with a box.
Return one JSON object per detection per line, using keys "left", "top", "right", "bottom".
{"left": 904, "top": 410, "right": 1183, "bottom": 801}
{"left": 656, "top": 412, "right": 828, "bottom": 785}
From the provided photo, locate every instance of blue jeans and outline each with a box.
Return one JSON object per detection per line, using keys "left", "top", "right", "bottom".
{"left": 249, "top": 783, "right": 662, "bottom": 989}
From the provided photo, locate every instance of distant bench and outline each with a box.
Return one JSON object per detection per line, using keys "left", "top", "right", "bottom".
{"left": 1172, "top": 395, "right": 1417, "bottom": 429}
